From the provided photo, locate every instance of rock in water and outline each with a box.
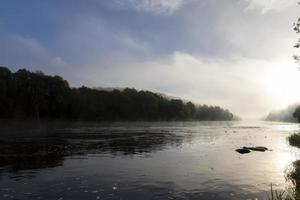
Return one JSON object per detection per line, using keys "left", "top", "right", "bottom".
{"left": 235, "top": 148, "right": 251, "bottom": 154}
{"left": 235, "top": 146, "right": 268, "bottom": 154}
{"left": 244, "top": 146, "right": 268, "bottom": 152}
{"left": 255, "top": 146, "right": 268, "bottom": 151}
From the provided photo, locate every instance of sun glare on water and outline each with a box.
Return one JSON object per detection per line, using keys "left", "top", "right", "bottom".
{"left": 277, "top": 151, "right": 296, "bottom": 172}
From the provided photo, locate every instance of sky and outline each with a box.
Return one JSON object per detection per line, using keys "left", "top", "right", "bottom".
{"left": 0, "top": 0, "right": 299, "bottom": 118}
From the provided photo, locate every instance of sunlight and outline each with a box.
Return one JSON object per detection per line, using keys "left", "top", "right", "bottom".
{"left": 264, "top": 60, "right": 300, "bottom": 110}
{"left": 277, "top": 151, "right": 296, "bottom": 171}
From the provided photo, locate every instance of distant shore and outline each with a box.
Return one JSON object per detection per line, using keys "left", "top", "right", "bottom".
{"left": 0, "top": 67, "right": 235, "bottom": 121}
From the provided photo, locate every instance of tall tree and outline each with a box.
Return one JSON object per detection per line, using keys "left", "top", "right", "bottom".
{"left": 294, "top": 3, "right": 300, "bottom": 64}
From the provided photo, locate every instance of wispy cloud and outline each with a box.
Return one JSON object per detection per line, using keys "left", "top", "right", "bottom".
{"left": 0, "top": 27, "right": 73, "bottom": 81}
{"left": 112, "top": 0, "right": 186, "bottom": 15}
{"left": 245, "top": 0, "right": 296, "bottom": 14}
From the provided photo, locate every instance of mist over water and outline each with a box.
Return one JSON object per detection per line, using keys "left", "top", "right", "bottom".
{"left": 1, "top": 0, "right": 300, "bottom": 199}
{"left": 0, "top": 121, "right": 299, "bottom": 200}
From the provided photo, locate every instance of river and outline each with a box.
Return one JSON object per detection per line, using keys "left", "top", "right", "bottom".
{"left": 0, "top": 121, "right": 299, "bottom": 200}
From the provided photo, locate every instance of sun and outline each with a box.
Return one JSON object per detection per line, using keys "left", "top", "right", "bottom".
{"left": 263, "top": 60, "right": 300, "bottom": 110}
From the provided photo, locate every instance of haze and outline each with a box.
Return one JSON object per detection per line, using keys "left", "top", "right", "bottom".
{"left": 0, "top": 0, "right": 299, "bottom": 118}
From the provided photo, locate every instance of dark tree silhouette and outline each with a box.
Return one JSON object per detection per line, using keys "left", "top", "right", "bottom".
{"left": 294, "top": 3, "right": 300, "bottom": 63}
{"left": 292, "top": 4, "right": 300, "bottom": 123}
{"left": 294, "top": 107, "right": 300, "bottom": 123}
{"left": 0, "top": 67, "right": 234, "bottom": 121}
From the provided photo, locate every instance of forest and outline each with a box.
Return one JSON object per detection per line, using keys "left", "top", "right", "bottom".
{"left": 0, "top": 67, "right": 234, "bottom": 121}
{"left": 265, "top": 104, "right": 299, "bottom": 123}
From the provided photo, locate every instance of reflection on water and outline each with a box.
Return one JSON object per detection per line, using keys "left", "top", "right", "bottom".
{"left": 0, "top": 121, "right": 299, "bottom": 200}
{"left": 0, "top": 130, "right": 190, "bottom": 172}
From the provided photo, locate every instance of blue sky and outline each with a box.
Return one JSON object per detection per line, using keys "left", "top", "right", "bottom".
{"left": 0, "top": 0, "right": 299, "bottom": 118}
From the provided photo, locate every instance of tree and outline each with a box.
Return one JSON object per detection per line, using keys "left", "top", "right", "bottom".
{"left": 0, "top": 66, "right": 234, "bottom": 121}
{"left": 294, "top": 107, "right": 300, "bottom": 122}
{"left": 294, "top": 3, "right": 300, "bottom": 64}
{"left": 0, "top": 67, "right": 13, "bottom": 117}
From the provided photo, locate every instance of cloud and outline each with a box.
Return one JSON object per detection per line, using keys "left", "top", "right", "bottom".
{"left": 215, "top": 0, "right": 298, "bottom": 60}
{"left": 0, "top": 29, "right": 74, "bottom": 81}
{"left": 112, "top": 0, "right": 186, "bottom": 15}
{"left": 54, "top": 17, "right": 153, "bottom": 67}
{"left": 76, "top": 51, "right": 300, "bottom": 118}
{"left": 244, "top": 0, "right": 297, "bottom": 14}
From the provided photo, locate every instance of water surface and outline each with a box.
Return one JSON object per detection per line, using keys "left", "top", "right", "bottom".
{"left": 0, "top": 121, "right": 299, "bottom": 200}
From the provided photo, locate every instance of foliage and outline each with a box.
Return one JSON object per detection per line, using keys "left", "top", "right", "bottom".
{"left": 268, "top": 184, "right": 294, "bottom": 200}
{"left": 294, "top": 3, "right": 300, "bottom": 64}
{"left": 0, "top": 67, "right": 234, "bottom": 121}
{"left": 288, "top": 134, "right": 300, "bottom": 148}
{"left": 265, "top": 104, "right": 299, "bottom": 123}
{"left": 293, "top": 107, "right": 300, "bottom": 123}
{"left": 284, "top": 160, "right": 300, "bottom": 200}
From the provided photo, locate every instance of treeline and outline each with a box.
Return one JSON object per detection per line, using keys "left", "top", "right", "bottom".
{"left": 0, "top": 67, "right": 234, "bottom": 121}
{"left": 293, "top": 107, "right": 300, "bottom": 123}
{"left": 265, "top": 104, "right": 299, "bottom": 123}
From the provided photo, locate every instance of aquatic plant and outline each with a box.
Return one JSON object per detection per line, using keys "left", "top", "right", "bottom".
{"left": 286, "top": 160, "right": 300, "bottom": 199}
{"left": 269, "top": 160, "right": 300, "bottom": 200}
{"left": 268, "top": 184, "right": 294, "bottom": 200}
{"left": 288, "top": 134, "right": 300, "bottom": 148}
